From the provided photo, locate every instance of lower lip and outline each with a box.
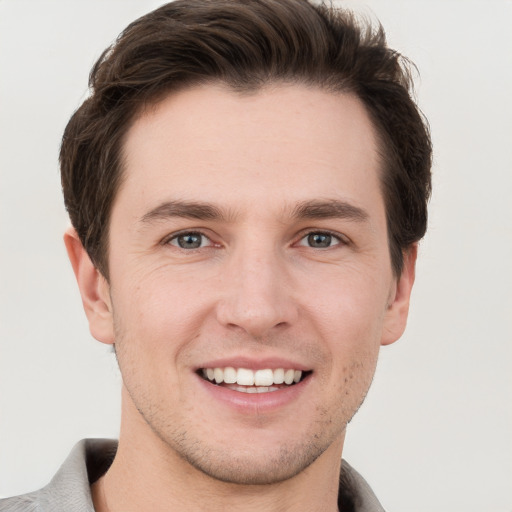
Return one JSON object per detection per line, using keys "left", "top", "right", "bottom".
{"left": 196, "top": 373, "right": 311, "bottom": 414}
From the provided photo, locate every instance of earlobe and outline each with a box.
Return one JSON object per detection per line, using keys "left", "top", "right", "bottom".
{"left": 381, "top": 244, "right": 417, "bottom": 346}
{"left": 64, "top": 227, "right": 115, "bottom": 345}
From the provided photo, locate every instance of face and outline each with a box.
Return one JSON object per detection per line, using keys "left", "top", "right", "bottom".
{"left": 75, "top": 84, "right": 415, "bottom": 485}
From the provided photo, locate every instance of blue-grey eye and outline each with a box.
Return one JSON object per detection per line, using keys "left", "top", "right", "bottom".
{"left": 170, "top": 232, "right": 206, "bottom": 249}
{"left": 299, "top": 232, "right": 341, "bottom": 248}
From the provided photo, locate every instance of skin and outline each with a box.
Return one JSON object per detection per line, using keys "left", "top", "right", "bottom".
{"left": 65, "top": 84, "right": 416, "bottom": 512}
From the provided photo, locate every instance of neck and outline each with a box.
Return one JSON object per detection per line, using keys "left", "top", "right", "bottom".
{"left": 93, "top": 389, "right": 345, "bottom": 512}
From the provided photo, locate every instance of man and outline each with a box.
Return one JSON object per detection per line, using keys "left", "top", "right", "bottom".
{"left": 0, "top": 0, "right": 431, "bottom": 510}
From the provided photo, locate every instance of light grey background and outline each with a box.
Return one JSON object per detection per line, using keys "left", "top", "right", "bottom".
{"left": 1, "top": 1, "right": 511, "bottom": 510}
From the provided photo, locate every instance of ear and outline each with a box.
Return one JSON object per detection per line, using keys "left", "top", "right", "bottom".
{"left": 64, "top": 227, "right": 115, "bottom": 345}
{"left": 381, "top": 244, "right": 417, "bottom": 346}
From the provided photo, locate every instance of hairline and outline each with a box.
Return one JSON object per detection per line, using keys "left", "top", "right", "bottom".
{"left": 95, "top": 79, "right": 403, "bottom": 281}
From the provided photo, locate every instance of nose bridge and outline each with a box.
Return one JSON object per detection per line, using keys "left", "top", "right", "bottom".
{"left": 216, "top": 237, "right": 296, "bottom": 336}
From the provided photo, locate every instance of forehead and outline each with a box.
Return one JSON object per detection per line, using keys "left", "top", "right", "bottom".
{"left": 118, "top": 84, "right": 382, "bottom": 220}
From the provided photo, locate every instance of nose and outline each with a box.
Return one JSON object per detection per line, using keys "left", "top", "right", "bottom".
{"left": 215, "top": 245, "right": 299, "bottom": 338}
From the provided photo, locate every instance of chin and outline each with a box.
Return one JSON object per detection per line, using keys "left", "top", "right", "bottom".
{"left": 179, "top": 443, "right": 325, "bottom": 485}
{"left": 154, "top": 420, "right": 342, "bottom": 486}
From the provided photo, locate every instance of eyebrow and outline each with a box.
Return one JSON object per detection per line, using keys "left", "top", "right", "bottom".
{"left": 139, "top": 198, "right": 369, "bottom": 225}
{"left": 291, "top": 199, "right": 369, "bottom": 222}
{"left": 140, "top": 200, "right": 227, "bottom": 224}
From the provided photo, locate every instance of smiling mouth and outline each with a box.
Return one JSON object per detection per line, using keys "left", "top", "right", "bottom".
{"left": 199, "top": 367, "right": 311, "bottom": 393}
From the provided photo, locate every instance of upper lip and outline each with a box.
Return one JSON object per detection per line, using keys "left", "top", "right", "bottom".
{"left": 196, "top": 356, "right": 311, "bottom": 371}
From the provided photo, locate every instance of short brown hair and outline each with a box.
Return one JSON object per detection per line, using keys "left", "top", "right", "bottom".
{"left": 60, "top": 0, "right": 432, "bottom": 278}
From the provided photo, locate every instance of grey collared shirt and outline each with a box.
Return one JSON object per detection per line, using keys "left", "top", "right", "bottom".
{"left": 0, "top": 439, "right": 385, "bottom": 511}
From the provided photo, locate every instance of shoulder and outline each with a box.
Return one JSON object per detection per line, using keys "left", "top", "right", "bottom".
{"left": 339, "top": 460, "right": 386, "bottom": 512}
{"left": 0, "top": 439, "right": 117, "bottom": 512}
{"left": 0, "top": 493, "right": 41, "bottom": 512}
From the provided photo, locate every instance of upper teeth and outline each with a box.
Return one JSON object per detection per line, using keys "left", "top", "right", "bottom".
{"left": 203, "top": 367, "right": 303, "bottom": 386}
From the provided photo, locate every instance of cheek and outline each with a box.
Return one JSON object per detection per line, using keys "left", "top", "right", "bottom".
{"left": 303, "top": 267, "right": 389, "bottom": 343}
{"left": 112, "top": 266, "right": 212, "bottom": 339}
{"left": 302, "top": 268, "right": 388, "bottom": 404}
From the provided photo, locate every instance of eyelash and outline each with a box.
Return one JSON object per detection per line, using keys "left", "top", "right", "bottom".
{"left": 164, "top": 229, "right": 347, "bottom": 251}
